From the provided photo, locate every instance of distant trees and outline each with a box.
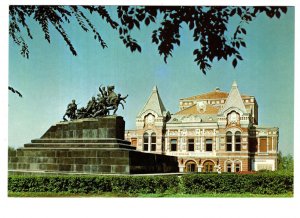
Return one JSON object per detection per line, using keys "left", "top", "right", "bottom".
{"left": 8, "top": 146, "right": 17, "bottom": 157}
{"left": 277, "top": 151, "right": 294, "bottom": 172}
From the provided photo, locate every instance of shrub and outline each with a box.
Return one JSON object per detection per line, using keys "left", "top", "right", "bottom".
{"left": 8, "top": 146, "right": 17, "bottom": 157}
{"left": 8, "top": 172, "right": 293, "bottom": 195}
{"left": 181, "top": 172, "right": 293, "bottom": 194}
{"left": 8, "top": 175, "right": 179, "bottom": 194}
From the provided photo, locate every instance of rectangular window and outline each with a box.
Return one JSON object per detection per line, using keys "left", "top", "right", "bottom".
{"left": 226, "top": 133, "right": 232, "bottom": 151}
{"left": 268, "top": 138, "right": 273, "bottom": 151}
{"left": 143, "top": 144, "right": 148, "bottom": 151}
{"left": 143, "top": 135, "right": 148, "bottom": 151}
{"left": 151, "top": 144, "right": 156, "bottom": 151}
{"left": 235, "top": 164, "right": 240, "bottom": 172}
{"left": 151, "top": 135, "right": 156, "bottom": 151}
{"left": 227, "top": 164, "right": 232, "bottom": 172}
{"left": 188, "top": 139, "right": 194, "bottom": 151}
{"left": 235, "top": 141, "right": 241, "bottom": 151}
{"left": 260, "top": 138, "right": 267, "bottom": 152}
{"left": 226, "top": 143, "right": 232, "bottom": 152}
{"left": 205, "top": 139, "right": 213, "bottom": 151}
{"left": 170, "top": 139, "right": 177, "bottom": 151}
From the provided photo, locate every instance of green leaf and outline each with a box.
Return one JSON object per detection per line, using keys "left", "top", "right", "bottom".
{"left": 232, "top": 58, "right": 237, "bottom": 68}
{"left": 145, "top": 17, "right": 150, "bottom": 26}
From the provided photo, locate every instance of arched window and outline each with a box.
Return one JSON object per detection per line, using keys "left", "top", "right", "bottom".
{"left": 235, "top": 162, "right": 241, "bottom": 172}
{"left": 203, "top": 161, "right": 215, "bottom": 173}
{"left": 235, "top": 131, "right": 241, "bottom": 151}
{"left": 226, "top": 131, "right": 232, "bottom": 151}
{"left": 151, "top": 133, "right": 156, "bottom": 151}
{"left": 226, "top": 162, "right": 232, "bottom": 172}
{"left": 185, "top": 160, "right": 197, "bottom": 172}
{"left": 143, "top": 133, "right": 149, "bottom": 151}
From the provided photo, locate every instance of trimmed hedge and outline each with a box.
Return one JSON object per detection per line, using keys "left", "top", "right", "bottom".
{"left": 8, "top": 175, "right": 179, "bottom": 194}
{"left": 181, "top": 172, "right": 293, "bottom": 194}
{"left": 8, "top": 172, "right": 293, "bottom": 195}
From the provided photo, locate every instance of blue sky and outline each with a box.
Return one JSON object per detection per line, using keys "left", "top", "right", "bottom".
{"left": 9, "top": 6, "right": 294, "bottom": 155}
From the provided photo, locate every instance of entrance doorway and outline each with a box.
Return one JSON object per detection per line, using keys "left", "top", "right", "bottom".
{"left": 185, "top": 161, "right": 197, "bottom": 172}
{"left": 203, "top": 161, "right": 215, "bottom": 172}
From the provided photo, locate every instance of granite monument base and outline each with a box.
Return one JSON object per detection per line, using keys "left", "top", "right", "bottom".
{"left": 8, "top": 117, "right": 178, "bottom": 175}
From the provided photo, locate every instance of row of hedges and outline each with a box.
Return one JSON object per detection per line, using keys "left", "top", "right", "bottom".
{"left": 181, "top": 172, "right": 293, "bottom": 194}
{"left": 8, "top": 172, "right": 293, "bottom": 195}
{"left": 8, "top": 175, "right": 179, "bottom": 194}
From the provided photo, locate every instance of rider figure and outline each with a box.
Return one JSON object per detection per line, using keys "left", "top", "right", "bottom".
{"left": 107, "top": 85, "right": 117, "bottom": 105}
{"left": 86, "top": 96, "right": 97, "bottom": 115}
{"left": 63, "top": 99, "right": 77, "bottom": 121}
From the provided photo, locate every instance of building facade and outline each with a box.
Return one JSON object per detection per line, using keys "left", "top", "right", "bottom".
{"left": 125, "top": 82, "right": 279, "bottom": 173}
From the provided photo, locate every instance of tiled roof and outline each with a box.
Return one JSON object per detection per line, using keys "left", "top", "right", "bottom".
{"left": 181, "top": 90, "right": 250, "bottom": 101}
{"left": 167, "top": 114, "right": 217, "bottom": 123}
{"left": 175, "top": 104, "right": 219, "bottom": 115}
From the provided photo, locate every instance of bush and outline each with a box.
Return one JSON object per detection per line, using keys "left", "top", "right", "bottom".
{"left": 8, "top": 175, "right": 179, "bottom": 194}
{"left": 181, "top": 172, "right": 293, "bottom": 194}
{"left": 8, "top": 146, "right": 17, "bottom": 157}
{"left": 8, "top": 172, "right": 293, "bottom": 195}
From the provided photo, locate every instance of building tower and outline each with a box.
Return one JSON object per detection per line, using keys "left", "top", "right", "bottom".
{"left": 134, "top": 86, "right": 169, "bottom": 154}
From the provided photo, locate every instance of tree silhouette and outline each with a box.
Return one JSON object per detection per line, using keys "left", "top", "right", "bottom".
{"left": 9, "top": 6, "right": 288, "bottom": 95}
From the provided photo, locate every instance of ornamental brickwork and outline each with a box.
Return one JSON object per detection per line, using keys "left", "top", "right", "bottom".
{"left": 125, "top": 82, "right": 278, "bottom": 172}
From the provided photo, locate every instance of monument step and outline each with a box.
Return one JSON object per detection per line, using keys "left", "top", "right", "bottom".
{"left": 41, "top": 116, "right": 125, "bottom": 140}
{"left": 24, "top": 142, "right": 135, "bottom": 149}
{"left": 31, "top": 138, "right": 131, "bottom": 144}
{"left": 9, "top": 148, "right": 178, "bottom": 174}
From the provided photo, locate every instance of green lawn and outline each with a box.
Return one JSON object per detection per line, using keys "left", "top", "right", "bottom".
{"left": 8, "top": 191, "right": 293, "bottom": 198}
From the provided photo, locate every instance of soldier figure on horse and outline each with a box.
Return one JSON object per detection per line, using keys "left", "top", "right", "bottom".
{"left": 62, "top": 84, "right": 128, "bottom": 121}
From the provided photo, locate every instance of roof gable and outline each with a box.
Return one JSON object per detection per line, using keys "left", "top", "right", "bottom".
{"left": 138, "top": 86, "right": 166, "bottom": 117}
{"left": 219, "top": 81, "right": 247, "bottom": 115}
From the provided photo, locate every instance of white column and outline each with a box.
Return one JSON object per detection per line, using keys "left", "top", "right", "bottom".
{"left": 232, "top": 134, "right": 235, "bottom": 152}
{"left": 148, "top": 134, "right": 151, "bottom": 152}
{"left": 178, "top": 129, "right": 181, "bottom": 151}
{"left": 201, "top": 129, "right": 205, "bottom": 152}
{"left": 272, "top": 136, "right": 274, "bottom": 151}
{"left": 213, "top": 129, "right": 216, "bottom": 151}
{"left": 240, "top": 161, "right": 243, "bottom": 171}
{"left": 179, "top": 166, "right": 185, "bottom": 173}
{"left": 198, "top": 166, "right": 202, "bottom": 172}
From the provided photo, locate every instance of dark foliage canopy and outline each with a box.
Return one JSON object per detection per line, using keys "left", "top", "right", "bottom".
{"left": 9, "top": 6, "right": 287, "bottom": 74}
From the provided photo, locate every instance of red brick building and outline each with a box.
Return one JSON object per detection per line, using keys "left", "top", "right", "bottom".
{"left": 125, "top": 82, "right": 278, "bottom": 172}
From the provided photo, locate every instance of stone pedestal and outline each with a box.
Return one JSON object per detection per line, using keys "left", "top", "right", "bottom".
{"left": 9, "top": 116, "right": 178, "bottom": 175}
